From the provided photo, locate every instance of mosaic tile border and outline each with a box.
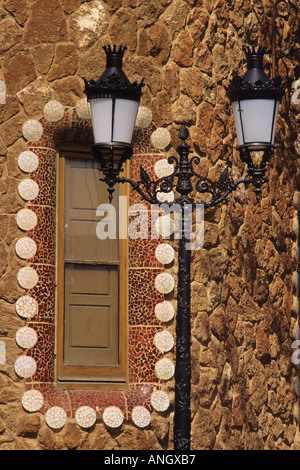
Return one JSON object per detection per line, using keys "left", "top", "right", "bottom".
{"left": 14, "top": 99, "right": 177, "bottom": 431}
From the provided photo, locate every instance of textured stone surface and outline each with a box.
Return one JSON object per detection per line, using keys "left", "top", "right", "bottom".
{"left": 23, "top": 0, "right": 68, "bottom": 45}
{"left": 69, "top": 1, "right": 108, "bottom": 50}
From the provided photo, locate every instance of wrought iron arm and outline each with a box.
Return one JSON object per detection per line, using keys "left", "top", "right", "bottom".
{"left": 186, "top": 157, "right": 252, "bottom": 208}
{"left": 98, "top": 123, "right": 273, "bottom": 211}
{"left": 100, "top": 163, "right": 251, "bottom": 208}
{"left": 100, "top": 151, "right": 262, "bottom": 209}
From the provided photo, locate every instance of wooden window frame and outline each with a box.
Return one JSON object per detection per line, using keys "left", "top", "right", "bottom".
{"left": 56, "top": 145, "right": 129, "bottom": 390}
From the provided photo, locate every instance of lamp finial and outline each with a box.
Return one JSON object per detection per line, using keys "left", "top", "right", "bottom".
{"left": 242, "top": 45, "right": 266, "bottom": 70}
{"left": 102, "top": 45, "right": 127, "bottom": 69}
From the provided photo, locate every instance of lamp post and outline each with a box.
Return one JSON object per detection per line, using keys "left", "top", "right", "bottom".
{"left": 226, "top": 45, "right": 285, "bottom": 201}
{"left": 83, "top": 45, "right": 144, "bottom": 202}
{"left": 84, "top": 44, "right": 285, "bottom": 450}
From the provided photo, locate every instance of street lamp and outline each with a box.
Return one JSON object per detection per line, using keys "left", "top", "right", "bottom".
{"left": 84, "top": 44, "right": 285, "bottom": 450}
{"left": 226, "top": 45, "right": 285, "bottom": 200}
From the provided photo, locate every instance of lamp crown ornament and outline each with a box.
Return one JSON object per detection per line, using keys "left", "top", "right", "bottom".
{"left": 243, "top": 44, "right": 266, "bottom": 69}
{"left": 226, "top": 45, "right": 286, "bottom": 101}
{"left": 103, "top": 44, "right": 127, "bottom": 64}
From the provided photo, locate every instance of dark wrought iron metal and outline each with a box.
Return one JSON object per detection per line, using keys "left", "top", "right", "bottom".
{"left": 98, "top": 126, "right": 260, "bottom": 208}
{"left": 174, "top": 209, "right": 192, "bottom": 450}
{"left": 91, "top": 143, "right": 133, "bottom": 202}
{"left": 83, "top": 45, "right": 143, "bottom": 102}
{"left": 97, "top": 124, "right": 268, "bottom": 450}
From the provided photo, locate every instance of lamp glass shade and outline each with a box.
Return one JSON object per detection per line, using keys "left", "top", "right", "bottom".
{"left": 114, "top": 98, "right": 139, "bottom": 144}
{"left": 90, "top": 98, "right": 112, "bottom": 145}
{"left": 232, "top": 98, "right": 280, "bottom": 150}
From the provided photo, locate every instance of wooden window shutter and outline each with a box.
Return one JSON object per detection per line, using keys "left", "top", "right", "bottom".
{"left": 56, "top": 150, "right": 127, "bottom": 388}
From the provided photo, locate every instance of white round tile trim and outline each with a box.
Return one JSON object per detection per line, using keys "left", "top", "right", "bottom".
{"left": 293, "top": 322, "right": 299, "bottom": 341}
{"left": 295, "top": 139, "right": 300, "bottom": 157}
{"left": 22, "top": 390, "right": 44, "bottom": 412}
{"left": 155, "top": 243, "right": 174, "bottom": 265}
{"left": 154, "top": 158, "right": 174, "bottom": 179}
{"left": 293, "top": 296, "right": 299, "bottom": 315}
{"left": 293, "top": 191, "right": 300, "bottom": 209}
{"left": 43, "top": 100, "right": 64, "bottom": 122}
{"left": 155, "top": 214, "right": 175, "bottom": 238}
{"left": 154, "top": 330, "right": 174, "bottom": 353}
{"left": 155, "top": 358, "right": 175, "bottom": 380}
{"left": 293, "top": 216, "right": 299, "bottom": 237}
{"left": 293, "top": 271, "right": 299, "bottom": 291}
{"left": 17, "top": 267, "right": 39, "bottom": 290}
{"left": 76, "top": 98, "right": 91, "bottom": 120}
{"left": 14, "top": 356, "right": 37, "bottom": 378}
{"left": 45, "top": 406, "right": 67, "bottom": 429}
{"left": 15, "top": 237, "right": 37, "bottom": 260}
{"left": 22, "top": 120, "right": 43, "bottom": 141}
{"left": 16, "top": 295, "right": 38, "bottom": 319}
{"left": 155, "top": 273, "right": 175, "bottom": 294}
{"left": 293, "top": 242, "right": 299, "bottom": 262}
{"left": 155, "top": 300, "right": 175, "bottom": 322}
{"left": 16, "top": 209, "right": 38, "bottom": 231}
{"left": 18, "top": 150, "right": 39, "bottom": 173}
{"left": 151, "top": 391, "right": 170, "bottom": 412}
{"left": 132, "top": 406, "right": 151, "bottom": 428}
{"left": 75, "top": 406, "right": 97, "bottom": 429}
{"left": 16, "top": 327, "right": 38, "bottom": 349}
{"left": 102, "top": 406, "right": 124, "bottom": 428}
{"left": 151, "top": 127, "right": 171, "bottom": 149}
{"left": 18, "top": 179, "right": 39, "bottom": 201}
{"left": 135, "top": 106, "right": 152, "bottom": 128}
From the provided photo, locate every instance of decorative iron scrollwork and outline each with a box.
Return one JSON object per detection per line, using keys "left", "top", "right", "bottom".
{"left": 99, "top": 124, "right": 272, "bottom": 206}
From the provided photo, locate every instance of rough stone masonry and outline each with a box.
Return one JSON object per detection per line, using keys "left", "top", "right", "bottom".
{"left": 0, "top": 0, "right": 299, "bottom": 450}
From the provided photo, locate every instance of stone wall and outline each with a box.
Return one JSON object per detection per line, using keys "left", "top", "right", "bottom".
{"left": 0, "top": 0, "right": 299, "bottom": 450}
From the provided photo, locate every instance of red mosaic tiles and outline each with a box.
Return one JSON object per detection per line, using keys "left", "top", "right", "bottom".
{"left": 27, "top": 265, "right": 55, "bottom": 324}
{"left": 129, "top": 268, "right": 164, "bottom": 326}
{"left": 129, "top": 326, "right": 163, "bottom": 383}
{"left": 132, "top": 122, "right": 162, "bottom": 155}
{"left": 128, "top": 238, "right": 162, "bottom": 268}
{"left": 27, "top": 147, "right": 57, "bottom": 207}
{"left": 27, "top": 206, "right": 56, "bottom": 265}
{"left": 27, "top": 322, "right": 55, "bottom": 383}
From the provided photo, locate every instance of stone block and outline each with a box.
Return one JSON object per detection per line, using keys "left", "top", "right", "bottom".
{"left": 0, "top": 19, "right": 23, "bottom": 53}
{"left": 23, "top": 0, "right": 68, "bottom": 45}
{"left": 69, "top": 1, "right": 108, "bottom": 51}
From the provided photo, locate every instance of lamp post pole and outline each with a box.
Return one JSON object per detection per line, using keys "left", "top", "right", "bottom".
{"left": 158, "top": 126, "right": 254, "bottom": 450}
{"left": 174, "top": 211, "right": 191, "bottom": 450}
{"left": 173, "top": 130, "right": 193, "bottom": 450}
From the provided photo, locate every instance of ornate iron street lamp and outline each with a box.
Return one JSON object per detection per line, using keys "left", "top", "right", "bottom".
{"left": 226, "top": 45, "right": 285, "bottom": 200}
{"left": 84, "top": 44, "right": 285, "bottom": 450}
{"left": 83, "top": 45, "right": 144, "bottom": 202}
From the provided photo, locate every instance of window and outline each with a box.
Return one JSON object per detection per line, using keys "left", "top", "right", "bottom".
{"left": 56, "top": 147, "right": 128, "bottom": 389}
